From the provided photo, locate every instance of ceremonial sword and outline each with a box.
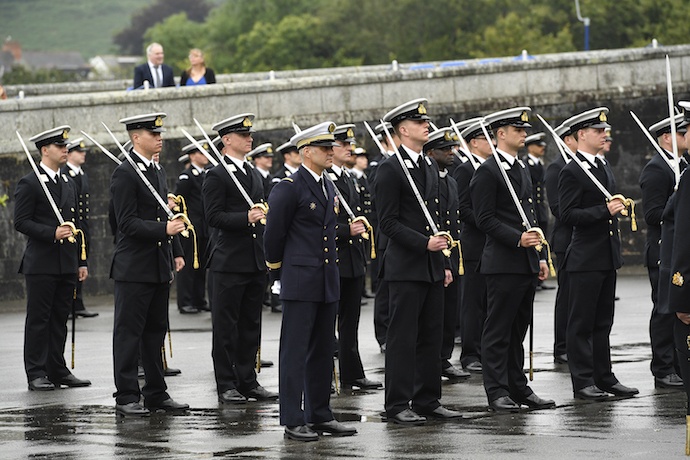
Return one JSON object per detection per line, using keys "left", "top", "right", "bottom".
{"left": 665, "top": 55, "right": 682, "bottom": 189}
{"left": 629, "top": 111, "right": 681, "bottom": 184}
{"left": 449, "top": 118, "right": 480, "bottom": 171}
{"left": 362, "top": 121, "right": 390, "bottom": 159}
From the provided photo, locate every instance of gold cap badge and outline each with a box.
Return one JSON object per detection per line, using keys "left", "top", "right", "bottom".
{"left": 243, "top": 117, "right": 253, "bottom": 127}
{"left": 62, "top": 129, "right": 69, "bottom": 139}
{"left": 521, "top": 111, "right": 529, "bottom": 122}
{"left": 154, "top": 116, "right": 163, "bottom": 127}
{"left": 346, "top": 128, "right": 354, "bottom": 138}
{"left": 599, "top": 111, "right": 607, "bottom": 122}
{"left": 418, "top": 103, "right": 427, "bottom": 115}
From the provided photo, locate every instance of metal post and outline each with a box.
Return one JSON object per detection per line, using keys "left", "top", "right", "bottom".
{"left": 575, "top": 0, "right": 590, "bottom": 51}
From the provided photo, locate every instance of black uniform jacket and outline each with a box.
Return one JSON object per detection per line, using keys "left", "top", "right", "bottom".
{"left": 203, "top": 157, "right": 266, "bottom": 273}
{"left": 175, "top": 165, "right": 208, "bottom": 239}
{"left": 667, "top": 169, "right": 690, "bottom": 314}
{"left": 453, "top": 159, "right": 484, "bottom": 262}
{"left": 327, "top": 168, "right": 366, "bottom": 278}
{"left": 558, "top": 152, "right": 622, "bottom": 272}
{"left": 470, "top": 154, "right": 540, "bottom": 275}
{"left": 544, "top": 155, "right": 572, "bottom": 253}
{"left": 640, "top": 151, "right": 676, "bottom": 268}
{"left": 264, "top": 167, "right": 340, "bottom": 303}
{"left": 60, "top": 165, "right": 90, "bottom": 244}
{"left": 438, "top": 172, "right": 461, "bottom": 272}
{"left": 15, "top": 170, "right": 86, "bottom": 275}
{"left": 375, "top": 148, "right": 445, "bottom": 283}
{"left": 110, "top": 157, "right": 182, "bottom": 283}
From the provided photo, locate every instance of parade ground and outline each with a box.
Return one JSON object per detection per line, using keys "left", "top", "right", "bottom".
{"left": 0, "top": 273, "right": 687, "bottom": 459}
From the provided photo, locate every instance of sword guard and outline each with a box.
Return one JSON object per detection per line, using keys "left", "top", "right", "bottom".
{"left": 352, "top": 216, "right": 372, "bottom": 241}
{"left": 251, "top": 202, "right": 269, "bottom": 225}
{"left": 60, "top": 221, "right": 78, "bottom": 244}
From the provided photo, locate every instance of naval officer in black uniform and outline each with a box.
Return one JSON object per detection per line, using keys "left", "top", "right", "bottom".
{"left": 452, "top": 120, "right": 492, "bottom": 374}
{"left": 15, "top": 126, "right": 91, "bottom": 391}
{"left": 203, "top": 114, "right": 277, "bottom": 405}
{"left": 377, "top": 99, "right": 462, "bottom": 425}
{"left": 271, "top": 141, "right": 301, "bottom": 187}
{"left": 470, "top": 108, "right": 553, "bottom": 412}
{"left": 174, "top": 141, "right": 211, "bottom": 315}
{"left": 558, "top": 107, "right": 638, "bottom": 400}
{"left": 328, "top": 124, "right": 382, "bottom": 390}
{"left": 247, "top": 143, "right": 275, "bottom": 197}
{"left": 61, "top": 137, "right": 99, "bottom": 319}
{"left": 424, "top": 127, "right": 470, "bottom": 381}
{"left": 264, "top": 121, "right": 357, "bottom": 441}
{"left": 639, "top": 113, "right": 687, "bottom": 389}
{"left": 110, "top": 113, "right": 189, "bottom": 416}
{"left": 544, "top": 121, "right": 577, "bottom": 364}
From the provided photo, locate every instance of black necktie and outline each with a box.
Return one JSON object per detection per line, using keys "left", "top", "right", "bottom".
{"left": 595, "top": 157, "right": 604, "bottom": 169}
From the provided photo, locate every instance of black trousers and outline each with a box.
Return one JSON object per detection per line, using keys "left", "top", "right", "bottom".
{"left": 385, "top": 280, "right": 443, "bottom": 416}
{"left": 338, "top": 276, "right": 365, "bottom": 382}
{"left": 113, "top": 281, "right": 169, "bottom": 405}
{"left": 553, "top": 252, "right": 569, "bottom": 357}
{"left": 373, "top": 279, "right": 389, "bottom": 347}
{"left": 648, "top": 266, "right": 678, "bottom": 377}
{"left": 279, "top": 300, "right": 337, "bottom": 426}
{"left": 24, "top": 274, "right": 75, "bottom": 382}
{"left": 176, "top": 236, "right": 208, "bottom": 309}
{"left": 459, "top": 260, "right": 486, "bottom": 367}
{"left": 482, "top": 273, "right": 536, "bottom": 403}
{"left": 441, "top": 276, "right": 459, "bottom": 364}
{"left": 566, "top": 270, "right": 618, "bottom": 391}
{"left": 211, "top": 271, "right": 264, "bottom": 394}
{"left": 73, "top": 279, "right": 85, "bottom": 312}
{"left": 673, "top": 317, "right": 690, "bottom": 407}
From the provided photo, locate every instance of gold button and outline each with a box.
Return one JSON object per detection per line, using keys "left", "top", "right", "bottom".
{"left": 336, "top": 259, "right": 339, "bottom": 263}
{"left": 608, "top": 219, "right": 612, "bottom": 224}
{"left": 356, "top": 206, "right": 361, "bottom": 212}
{"left": 158, "top": 242, "right": 162, "bottom": 246}
{"left": 446, "top": 220, "right": 451, "bottom": 225}
{"left": 349, "top": 240, "right": 353, "bottom": 244}
{"left": 435, "top": 198, "right": 439, "bottom": 204}
{"left": 609, "top": 231, "right": 614, "bottom": 236}
{"left": 324, "top": 247, "right": 329, "bottom": 252}
{"left": 324, "top": 236, "right": 328, "bottom": 241}
{"left": 157, "top": 217, "right": 161, "bottom": 222}
{"left": 252, "top": 223, "right": 256, "bottom": 227}
{"left": 325, "top": 259, "right": 329, "bottom": 264}
{"left": 252, "top": 234, "right": 256, "bottom": 238}
{"left": 426, "top": 226, "right": 430, "bottom": 231}
{"left": 528, "top": 198, "right": 533, "bottom": 203}
{"left": 70, "top": 207, "right": 75, "bottom": 212}
{"left": 324, "top": 226, "right": 327, "bottom": 230}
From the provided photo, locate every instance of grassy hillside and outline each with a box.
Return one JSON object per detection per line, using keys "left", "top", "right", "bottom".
{"left": 1, "top": 0, "right": 156, "bottom": 57}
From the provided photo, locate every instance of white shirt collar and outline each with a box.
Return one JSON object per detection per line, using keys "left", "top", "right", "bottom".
{"left": 192, "top": 163, "right": 206, "bottom": 174}
{"left": 350, "top": 168, "right": 364, "bottom": 179}
{"left": 331, "top": 164, "right": 343, "bottom": 176}
{"left": 66, "top": 161, "right": 82, "bottom": 175}
{"left": 439, "top": 170, "right": 448, "bottom": 178}
{"left": 527, "top": 153, "right": 543, "bottom": 165}
{"left": 132, "top": 150, "right": 153, "bottom": 167}
{"left": 578, "top": 150, "right": 599, "bottom": 166}
{"left": 401, "top": 144, "right": 422, "bottom": 164}
{"left": 596, "top": 153, "right": 607, "bottom": 164}
{"left": 302, "top": 164, "right": 323, "bottom": 183}
{"left": 496, "top": 148, "right": 516, "bottom": 165}
{"left": 39, "top": 163, "right": 59, "bottom": 180}
{"left": 472, "top": 153, "right": 486, "bottom": 164}
{"left": 226, "top": 155, "right": 247, "bottom": 172}
{"left": 285, "top": 163, "right": 299, "bottom": 174}
{"left": 256, "top": 166, "right": 270, "bottom": 178}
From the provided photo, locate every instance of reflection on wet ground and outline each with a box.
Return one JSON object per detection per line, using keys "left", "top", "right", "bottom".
{"left": 0, "top": 275, "right": 686, "bottom": 458}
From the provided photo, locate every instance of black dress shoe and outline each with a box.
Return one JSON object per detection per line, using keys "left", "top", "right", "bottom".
{"left": 145, "top": 398, "right": 189, "bottom": 412}
{"left": 464, "top": 361, "right": 483, "bottom": 373}
{"left": 454, "top": 336, "right": 463, "bottom": 346}
{"left": 28, "top": 376, "right": 55, "bottom": 391}
{"left": 539, "top": 284, "right": 556, "bottom": 290}
{"left": 284, "top": 425, "right": 318, "bottom": 442}
{"left": 271, "top": 304, "right": 282, "bottom": 313}
{"left": 197, "top": 303, "right": 212, "bottom": 312}
{"left": 308, "top": 419, "right": 357, "bottom": 436}
{"left": 52, "top": 374, "right": 91, "bottom": 387}
{"left": 488, "top": 396, "right": 521, "bottom": 413}
{"left": 242, "top": 385, "right": 279, "bottom": 401}
{"left": 574, "top": 385, "right": 608, "bottom": 400}
{"left": 178, "top": 305, "right": 199, "bottom": 314}
{"left": 387, "top": 408, "right": 426, "bottom": 426}
{"left": 75, "top": 309, "right": 99, "bottom": 318}
{"left": 137, "top": 366, "right": 145, "bottom": 379}
{"left": 655, "top": 373, "right": 684, "bottom": 389}
{"left": 164, "top": 367, "right": 181, "bottom": 377}
{"left": 218, "top": 389, "right": 248, "bottom": 404}
{"left": 342, "top": 377, "right": 383, "bottom": 389}
{"left": 116, "top": 402, "right": 150, "bottom": 417}
{"left": 600, "top": 382, "right": 639, "bottom": 397}
{"left": 379, "top": 343, "right": 386, "bottom": 354}
{"left": 260, "top": 359, "right": 274, "bottom": 368}
{"left": 554, "top": 354, "right": 568, "bottom": 364}
{"left": 442, "top": 364, "right": 471, "bottom": 380}
{"left": 515, "top": 393, "right": 555, "bottom": 409}
{"left": 415, "top": 405, "right": 464, "bottom": 419}
{"left": 362, "top": 291, "right": 376, "bottom": 299}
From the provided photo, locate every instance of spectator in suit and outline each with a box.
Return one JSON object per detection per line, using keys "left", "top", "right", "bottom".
{"left": 180, "top": 48, "right": 216, "bottom": 86}
{"left": 133, "top": 43, "right": 175, "bottom": 89}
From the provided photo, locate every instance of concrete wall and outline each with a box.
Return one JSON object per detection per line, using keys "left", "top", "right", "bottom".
{"left": 0, "top": 44, "right": 689, "bottom": 302}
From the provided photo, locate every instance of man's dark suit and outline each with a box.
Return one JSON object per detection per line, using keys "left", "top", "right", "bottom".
{"left": 453, "top": 158, "right": 486, "bottom": 368}
{"left": 544, "top": 155, "right": 572, "bottom": 358}
{"left": 110, "top": 154, "right": 182, "bottom": 405}
{"left": 264, "top": 167, "right": 340, "bottom": 427}
{"left": 328, "top": 168, "right": 367, "bottom": 384}
{"left": 640, "top": 151, "right": 685, "bottom": 379}
{"left": 375, "top": 148, "right": 445, "bottom": 417}
{"left": 174, "top": 165, "right": 209, "bottom": 311}
{"left": 558, "top": 152, "right": 622, "bottom": 392}
{"left": 60, "top": 164, "right": 90, "bottom": 313}
{"left": 203, "top": 157, "right": 266, "bottom": 396}
{"left": 470, "top": 153, "right": 540, "bottom": 404}
{"left": 15, "top": 169, "right": 86, "bottom": 384}
{"left": 133, "top": 63, "right": 175, "bottom": 89}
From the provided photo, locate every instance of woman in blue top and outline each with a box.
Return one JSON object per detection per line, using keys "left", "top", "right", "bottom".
{"left": 180, "top": 49, "right": 216, "bottom": 86}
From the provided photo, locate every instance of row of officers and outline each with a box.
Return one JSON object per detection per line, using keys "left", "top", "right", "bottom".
{"left": 12, "top": 97, "right": 690, "bottom": 442}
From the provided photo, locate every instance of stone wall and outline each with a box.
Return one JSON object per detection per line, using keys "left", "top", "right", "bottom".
{"left": 0, "top": 44, "right": 689, "bottom": 302}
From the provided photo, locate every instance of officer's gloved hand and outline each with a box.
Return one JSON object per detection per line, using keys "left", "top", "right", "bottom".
{"left": 271, "top": 280, "right": 281, "bottom": 295}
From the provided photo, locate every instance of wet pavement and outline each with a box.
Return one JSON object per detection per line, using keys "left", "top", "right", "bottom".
{"left": 0, "top": 273, "right": 687, "bottom": 458}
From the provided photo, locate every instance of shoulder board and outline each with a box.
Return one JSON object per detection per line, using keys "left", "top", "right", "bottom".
{"left": 425, "top": 156, "right": 432, "bottom": 166}
{"left": 369, "top": 160, "right": 378, "bottom": 167}
{"left": 271, "top": 177, "right": 282, "bottom": 183}
{"left": 40, "top": 174, "right": 49, "bottom": 183}
{"left": 178, "top": 174, "right": 189, "bottom": 180}
{"left": 192, "top": 169, "right": 199, "bottom": 176}
{"left": 68, "top": 170, "right": 77, "bottom": 177}
{"left": 282, "top": 177, "right": 294, "bottom": 182}
{"left": 62, "top": 174, "right": 69, "bottom": 182}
